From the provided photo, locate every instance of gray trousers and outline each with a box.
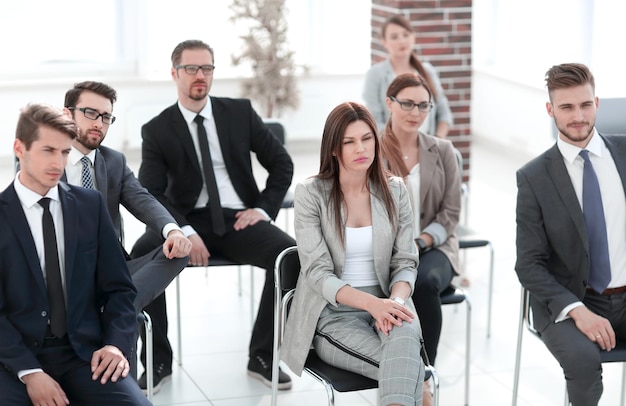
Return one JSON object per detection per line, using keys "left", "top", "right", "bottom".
{"left": 540, "top": 289, "right": 626, "bottom": 406}
{"left": 313, "top": 285, "right": 425, "bottom": 406}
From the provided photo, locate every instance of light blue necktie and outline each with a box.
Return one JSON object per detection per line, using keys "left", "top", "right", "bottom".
{"left": 80, "top": 156, "right": 95, "bottom": 190}
{"left": 580, "top": 149, "right": 611, "bottom": 292}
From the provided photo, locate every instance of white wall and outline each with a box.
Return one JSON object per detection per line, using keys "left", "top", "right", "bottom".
{"left": 0, "top": 73, "right": 366, "bottom": 159}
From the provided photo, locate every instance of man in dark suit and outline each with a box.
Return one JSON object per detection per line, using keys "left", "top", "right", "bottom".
{"left": 516, "top": 63, "right": 626, "bottom": 405}
{"left": 133, "top": 39, "right": 296, "bottom": 390}
{"left": 0, "top": 103, "right": 150, "bottom": 405}
{"left": 62, "top": 81, "right": 192, "bottom": 392}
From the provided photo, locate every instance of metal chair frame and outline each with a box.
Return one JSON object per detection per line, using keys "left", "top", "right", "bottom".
{"left": 270, "top": 246, "right": 440, "bottom": 406}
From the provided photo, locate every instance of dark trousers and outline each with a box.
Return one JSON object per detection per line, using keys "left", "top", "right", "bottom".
{"left": 0, "top": 338, "right": 151, "bottom": 406}
{"left": 539, "top": 289, "right": 626, "bottom": 406}
{"left": 411, "top": 248, "right": 454, "bottom": 365}
{"left": 133, "top": 208, "right": 295, "bottom": 368}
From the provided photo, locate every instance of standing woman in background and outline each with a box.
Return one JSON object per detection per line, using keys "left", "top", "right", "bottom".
{"left": 381, "top": 73, "right": 461, "bottom": 404}
{"left": 363, "top": 14, "right": 453, "bottom": 138}
{"left": 282, "top": 102, "right": 425, "bottom": 406}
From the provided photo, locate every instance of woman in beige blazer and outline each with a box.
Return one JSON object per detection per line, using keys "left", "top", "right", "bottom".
{"left": 380, "top": 73, "right": 461, "bottom": 393}
{"left": 282, "top": 102, "right": 424, "bottom": 405}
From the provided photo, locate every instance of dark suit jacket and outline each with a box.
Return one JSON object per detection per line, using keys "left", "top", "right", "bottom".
{"left": 64, "top": 145, "right": 176, "bottom": 242}
{"left": 515, "top": 134, "right": 626, "bottom": 332}
{"left": 138, "top": 97, "right": 293, "bottom": 225}
{"left": 0, "top": 182, "right": 137, "bottom": 375}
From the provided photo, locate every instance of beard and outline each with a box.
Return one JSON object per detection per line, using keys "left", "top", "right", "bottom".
{"left": 76, "top": 127, "right": 104, "bottom": 151}
{"left": 554, "top": 118, "right": 595, "bottom": 144}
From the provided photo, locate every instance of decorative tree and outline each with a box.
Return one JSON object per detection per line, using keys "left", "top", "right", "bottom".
{"left": 230, "top": 0, "right": 302, "bottom": 118}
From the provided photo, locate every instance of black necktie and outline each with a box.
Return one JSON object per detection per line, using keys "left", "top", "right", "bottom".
{"left": 580, "top": 150, "right": 611, "bottom": 292}
{"left": 194, "top": 114, "right": 226, "bottom": 236}
{"left": 39, "top": 198, "right": 67, "bottom": 337}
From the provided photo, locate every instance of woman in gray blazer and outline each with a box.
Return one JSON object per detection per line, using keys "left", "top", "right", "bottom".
{"left": 282, "top": 102, "right": 425, "bottom": 405}
{"left": 380, "top": 73, "right": 461, "bottom": 397}
{"left": 363, "top": 14, "right": 453, "bottom": 137}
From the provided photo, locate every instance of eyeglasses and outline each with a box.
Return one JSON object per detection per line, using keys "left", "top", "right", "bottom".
{"left": 174, "top": 64, "right": 216, "bottom": 75}
{"left": 390, "top": 96, "right": 433, "bottom": 113}
{"left": 68, "top": 107, "right": 116, "bottom": 124}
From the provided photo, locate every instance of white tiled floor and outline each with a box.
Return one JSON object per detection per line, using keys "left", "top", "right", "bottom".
{"left": 3, "top": 137, "right": 625, "bottom": 405}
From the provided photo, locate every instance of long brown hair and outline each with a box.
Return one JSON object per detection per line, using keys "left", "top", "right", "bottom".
{"left": 317, "top": 102, "right": 396, "bottom": 241}
{"left": 381, "top": 73, "right": 432, "bottom": 178}
{"left": 381, "top": 14, "right": 439, "bottom": 101}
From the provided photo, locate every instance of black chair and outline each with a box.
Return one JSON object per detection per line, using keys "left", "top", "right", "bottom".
{"left": 270, "top": 246, "right": 440, "bottom": 406}
{"left": 264, "top": 120, "right": 295, "bottom": 228}
{"left": 512, "top": 287, "right": 626, "bottom": 405}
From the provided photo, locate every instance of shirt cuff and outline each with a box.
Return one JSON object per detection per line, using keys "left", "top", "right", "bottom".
{"left": 18, "top": 368, "right": 43, "bottom": 383}
{"left": 181, "top": 225, "right": 197, "bottom": 237}
{"left": 556, "top": 301, "right": 584, "bottom": 323}
{"left": 162, "top": 223, "right": 183, "bottom": 239}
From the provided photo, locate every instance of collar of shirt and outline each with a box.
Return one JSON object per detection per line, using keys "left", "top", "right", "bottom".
{"left": 14, "top": 172, "right": 60, "bottom": 208}
{"left": 178, "top": 98, "right": 214, "bottom": 126}
{"left": 69, "top": 146, "right": 97, "bottom": 166}
{"left": 557, "top": 128, "right": 603, "bottom": 164}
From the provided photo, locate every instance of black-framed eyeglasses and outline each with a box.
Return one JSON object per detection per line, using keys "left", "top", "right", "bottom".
{"left": 390, "top": 96, "right": 433, "bottom": 113}
{"left": 68, "top": 107, "right": 116, "bottom": 124}
{"left": 174, "top": 64, "right": 216, "bottom": 75}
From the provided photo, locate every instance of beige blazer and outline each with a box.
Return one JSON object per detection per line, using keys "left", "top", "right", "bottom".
{"left": 281, "top": 176, "right": 419, "bottom": 376}
{"left": 417, "top": 132, "right": 461, "bottom": 274}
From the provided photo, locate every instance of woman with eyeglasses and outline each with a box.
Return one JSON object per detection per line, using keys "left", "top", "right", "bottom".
{"left": 381, "top": 73, "right": 461, "bottom": 406}
{"left": 363, "top": 14, "right": 453, "bottom": 138}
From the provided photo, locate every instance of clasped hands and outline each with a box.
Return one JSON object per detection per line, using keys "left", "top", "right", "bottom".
{"left": 372, "top": 298, "right": 415, "bottom": 336}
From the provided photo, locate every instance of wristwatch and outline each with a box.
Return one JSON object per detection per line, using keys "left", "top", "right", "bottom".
{"left": 391, "top": 297, "right": 406, "bottom": 306}
{"left": 416, "top": 237, "right": 428, "bottom": 252}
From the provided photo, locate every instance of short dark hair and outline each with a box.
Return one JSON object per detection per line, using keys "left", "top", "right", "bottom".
{"left": 64, "top": 81, "right": 117, "bottom": 108}
{"left": 16, "top": 103, "right": 78, "bottom": 149}
{"left": 545, "top": 63, "right": 595, "bottom": 101}
{"left": 171, "top": 40, "right": 214, "bottom": 66}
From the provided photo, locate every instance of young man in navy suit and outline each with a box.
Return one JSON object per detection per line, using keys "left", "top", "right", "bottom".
{"left": 0, "top": 103, "right": 150, "bottom": 405}
{"left": 134, "top": 39, "right": 296, "bottom": 390}
{"left": 516, "top": 63, "right": 626, "bottom": 405}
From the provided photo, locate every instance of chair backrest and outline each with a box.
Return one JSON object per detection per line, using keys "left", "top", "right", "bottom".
{"left": 264, "top": 120, "right": 286, "bottom": 145}
{"left": 277, "top": 246, "right": 300, "bottom": 294}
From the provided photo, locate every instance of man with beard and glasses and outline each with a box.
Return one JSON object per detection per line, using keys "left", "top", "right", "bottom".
{"left": 515, "top": 63, "right": 626, "bottom": 405}
{"left": 132, "top": 40, "right": 296, "bottom": 390}
{"left": 62, "top": 81, "right": 192, "bottom": 393}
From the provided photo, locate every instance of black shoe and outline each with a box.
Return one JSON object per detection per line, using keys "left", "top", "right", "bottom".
{"left": 137, "top": 363, "right": 172, "bottom": 394}
{"left": 247, "top": 354, "right": 292, "bottom": 390}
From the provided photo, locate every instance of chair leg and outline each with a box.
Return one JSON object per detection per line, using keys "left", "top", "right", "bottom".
{"left": 250, "top": 265, "right": 255, "bottom": 326}
{"left": 621, "top": 362, "right": 626, "bottom": 406}
{"left": 322, "top": 380, "right": 335, "bottom": 406}
{"left": 141, "top": 311, "right": 154, "bottom": 401}
{"left": 512, "top": 289, "right": 526, "bottom": 406}
{"left": 564, "top": 385, "right": 569, "bottom": 405}
{"left": 238, "top": 265, "right": 243, "bottom": 296}
{"left": 486, "top": 242, "right": 495, "bottom": 338}
{"left": 464, "top": 296, "right": 472, "bottom": 406}
{"left": 176, "top": 275, "right": 183, "bottom": 367}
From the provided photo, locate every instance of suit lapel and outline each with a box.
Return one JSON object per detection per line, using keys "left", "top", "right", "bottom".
{"left": 171, "top": 104, "right": 202, "bottom": 174}
{"left": 602, "top": 134, "right": 626, "bottom": 197}
{"left": 94, "top": 149, "right": 108, "bottom": 201}
{"left": 59, "top": 183, "right": 77, "bottom": 286}
{"left": 419, "top": 133, "right": 437, "bottom": 208}
{"left": 0, "top": 184, "right": 47, "bottom": 296}
{"left": 545, "top": 146, "right": 588, "bottom": 249}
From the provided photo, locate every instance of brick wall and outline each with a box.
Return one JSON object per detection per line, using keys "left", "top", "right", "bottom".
{"left": 370, "top": 0, "right": 472, "bottom": 181}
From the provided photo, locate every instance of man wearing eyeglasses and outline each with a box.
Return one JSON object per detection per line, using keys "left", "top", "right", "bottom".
{"left": 133, "top": 39, "right": 296, "bottom": 390}
{"left": 62, "top": 81, "right": 192, "bottom": 392}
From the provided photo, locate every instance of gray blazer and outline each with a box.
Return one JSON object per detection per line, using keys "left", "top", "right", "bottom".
{"left": 515, "top": 134, "right": 626, "bottom": 332}
{"left": 281, "top": 176, "right": 419, "bottom": 375}
{"left": 64, "top": 145, "right": 175, "bottom": 242}
{"left": 417, "top": 132, "right": 461, "bottom": 274}
{"left": 362, "top": 59, "right": 454, "bottom": 134}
